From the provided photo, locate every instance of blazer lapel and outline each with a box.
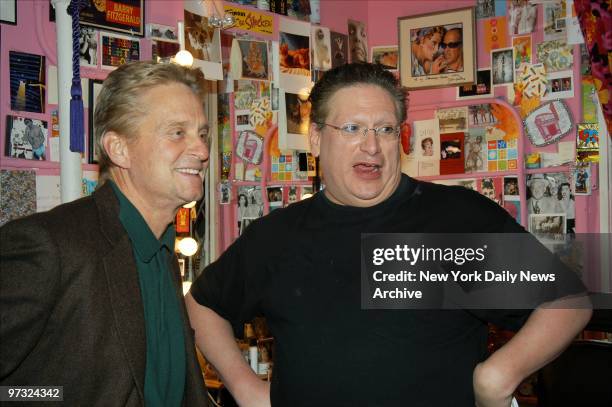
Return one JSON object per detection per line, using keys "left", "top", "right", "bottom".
{"left": 95, "top": 184, "right": 147, "bottom": 400}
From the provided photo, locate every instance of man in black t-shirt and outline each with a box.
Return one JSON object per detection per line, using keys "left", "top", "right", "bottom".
{"left": 186, "top": 63, "right": 591, "bottom": 407}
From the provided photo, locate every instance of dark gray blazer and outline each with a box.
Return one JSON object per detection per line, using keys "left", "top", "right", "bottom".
{"left": 0, "top": 183, "right": 208, "bottom": 406}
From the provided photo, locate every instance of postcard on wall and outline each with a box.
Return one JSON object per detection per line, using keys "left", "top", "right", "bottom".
{"left": 330, "top": 31, "right": 348, "bottom": 69}
{"left": 235, "top": 109, "right": 253, "bottom": 131}
{"left": 503, "top": 176, "right": 520, "bottom": 200}
{"left": 232, "top": 39, "right": 270, "bottom": 81}
{"left": 348, "top": 19, "right": 368, "bottom": 63}
{"left": 9, "top": 51, "right": 46, "bottom": 113}
{"left": 536, "top": 40, "right": 573, "bottom": 73}
{"left": 525, "top": 172, "right": 572, "bottom": 217}
{"left": 543, "top": 0, "right": 567, "bottom": 41}
{"left": 543, "top": 70, "right": 574, "bottom": 101}
{"left": 436, "top": 107, "right": 468, "bottom": 134}
{"left": 478, "top": 177, "right": 504, "bottom": 205}
{"left": 483, "top": 16, "right": 508, "bottom": 53}
{"left": 468, "top": 104, "right": 498, "bottom": 127}
{"left": 512, "top": 35, "right": 531, "bottom": 69}
{"left": 311, "top": 26, "right": 332, "bottom": 71}
{"left": 439, "top": 132, "right": 465, "bottom": 175}
{"left": 576, "top": 123, "right": 599, "bottom": 163}
{"left": 457, "top": 69, "right": 492, "bottom": 100}
{"left": 476, "top": 0, "right": 495, "bottom": 19}
{"left": 508, "top": 0, "right": 537, "bottom": 35}
{"left": 80, "top": 27, "right": 99, "bottom": 67}
{"left": 267, "top": 186, "right": 284, "bottom": 212}
{"left": 464, "top": 128, "right": 487, "bottom": 173}
{"left": 413, "top": 119, "right": 440, "bottom": 159}
{"left": 491, "top": 47, "right": 514, "bottom": 85}
{"left": 5, "top": 115, "right": 48, "bottom": 161}
{"left": 573, "top": 164, "right": 591, "bottom": 195}
{"left": 371, "top": 45, "right": 398, "bottom": 71}
{"left": 515, "top": 62, "right": 546, "bottom": 99}
{"left": 278, "top": 90, "right": 311, "bottom": 151}
{"left": 101, "top": 32, "right": 140, "bottom": 69}
{"left": 279, "top": 17, "right": 311, "bottom": 94}
{"left": 0, "top": 170, "right": 36, "bottom": 227}
{"left": 183, "top": 5, "right": 223, "bottom": 80}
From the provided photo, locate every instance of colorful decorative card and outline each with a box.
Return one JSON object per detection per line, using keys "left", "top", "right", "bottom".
{"left": 536, "top": 40, "right": 573, "bottom": 73}
{"left": 576, "top": 123, "right": 599, "bottom": 163}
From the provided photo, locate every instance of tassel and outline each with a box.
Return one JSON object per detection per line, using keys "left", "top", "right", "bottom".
{"left": 70, "top": 78, "right": 85, "bottom": 153}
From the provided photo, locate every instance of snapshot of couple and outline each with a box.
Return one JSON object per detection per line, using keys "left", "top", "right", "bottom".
{"left": 410, "top": 24, "right": 464, "bottom": 77}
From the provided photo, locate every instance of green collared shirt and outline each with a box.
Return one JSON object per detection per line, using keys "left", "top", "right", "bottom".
{"left": 110, "top": 182, "right": 186, "bottom": 407}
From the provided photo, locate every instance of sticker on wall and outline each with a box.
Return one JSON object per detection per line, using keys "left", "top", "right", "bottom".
{"left": 524, "top": 100, "right": 573, "bottom": 147}
{"left": 512, "top": 35, "right": 531, "bottom": 69}
{"left": 235, "top": 130, "right": 264, "bottom": 165}
{"left": 9, "top": 51, "right": 46, "bottom": 113}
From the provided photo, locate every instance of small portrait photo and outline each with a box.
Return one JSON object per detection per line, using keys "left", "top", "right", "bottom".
{"left": 348, "top": 19, "right": 368, "bottom": 63}
{"left": 236, "top": 113, "right": 250, "bottom": 126}
{"left": 219, "top": 182, "right": 231, "bottom": 205}
{"left": 491, "top": 48, "right": 514, "bottom": 85}
{"left": 285, "top": 92, "right": 311, "bottom": 135}
{"left": 573, "top": 164, "right": 591, "bottom": 195}
{"left": 330, "top": 31, "right": 348, "bottom": 68}
{"left": 457, "top": 69, "right": 492, "bottom": 99}
{"left": 279, "top": 32, "right": 310, "bottom": 76}
{"left": 543, "top": 71, "right": 574, "bottom": 100}
{"left": 5, "top": 115, "right": 48, "bottom": 161}
{"left": 371, "top": 46, "right": 399, "bottom": 71}
{"left": 421, "top": 137, "right": 435, "bottom": 157}
{"left": 311, "top": 26, "right": 332, "bottom": 71}
{"left": 504, "top": 176, "right": 520, "bottom": 197}
{"left": 79, "top": 27, "right": 98, "bottom": 67}
{"left": 285, "top": 186, "right": 299, "bottom": 207}
{"left": 480, "top": 177, "right": 502, "bottom": 205}
{"left": 238, "top": 40, "right": 269, "bottom": 80}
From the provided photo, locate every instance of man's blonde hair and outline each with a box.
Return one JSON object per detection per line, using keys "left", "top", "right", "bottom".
{"left": 94, "top": 61, "right": 206, "bottom": 183}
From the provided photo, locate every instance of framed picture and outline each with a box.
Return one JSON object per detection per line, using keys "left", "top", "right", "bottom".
{"left": 1, "top": 0, "right": 16, "bottom": 24}
{"left": 88, "top": 79, "right": 104, "bottom": 164}
{"left": 399, "top": 7, "right": 476, "bottom": 90}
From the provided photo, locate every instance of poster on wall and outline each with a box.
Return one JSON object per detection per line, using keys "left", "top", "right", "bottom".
{"left": 231, "top": 39, "right": 270, "bottom": 81}
{"left": 279, "top": 16, "right": 311, "bottom": 95}
{"left": 79, "top": 0, "right": 144, "bottom": 37}
{"left": 101, "top": 33, "right": 140, "bottom": 69}
{"left": 5, "top": 115, "right": 48, "bottom": 161}
{"left": 183, "top": 3, "right": 223, "bottom": 80}
{"left": 9, "top": 51, "right": 46, "bottom": 113}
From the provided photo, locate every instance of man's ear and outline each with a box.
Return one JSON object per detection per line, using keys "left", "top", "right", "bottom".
{"left": 309, "top": 123, "right": 321, "bottom": 158}
{"left": 102, "top": 131, "right": 131, "bottom": 169}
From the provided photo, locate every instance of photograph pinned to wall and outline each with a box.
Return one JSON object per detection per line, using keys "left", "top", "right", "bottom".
{"left": 529, "top": 214, "right": 566, "bottom": 243}
{"left": 311, "top": 26, "right": 332, "bottom": 71}
{"left": 371, "top": 46, "right": 399, "bottom": 71}
{"left": 468, "top": 104, "right": 497, "bottom": 127}
{"left": 536, "top": 40, "right": 573, "bottom": 73}
{"left": 399, "top": 7, "right": 476, "bottom": 90}
{"left": 348, "top": 19, "right": 368, "bottom": 63}
{"left": 88, "top": 79, "right": 104, "bottom": 163}
{"left": 508, "top": 0, "right": 537, "bottom": 35}
{"left": 514, "top": 62, "right": 546, "bottom": 99}
{"left": 5, "top": 115, "right": 48, "bottom": 161}
{"left": 524, "top": 100, "right": 573, "bottom": 146}
{"left": 267, "top": 186, "right": 284, "bottom": 212}
{"left": 482, "top": 16, "right": 508, "bottom": 53}
{"left": 436, "top": 106, "right": 468, "bottom": 134}
{"left": 504, "top": 176, "right": 520, "bottom": 198}
{"left": 285, "top": 186, "right": 299, "bottom": 207}
{"left": 183, "top": 5, "right": 223, "bottom": 80}
{"left": 512, "top": 35, "right": 531, "bottom": 69}
{"left": 439, "top": 132, "right": 464, "bottom": 175}
{"left": 152, "top": 40, "right": 180, "bottom": 61}
{"left": 234, "top": 81, "right": 258, "bottom": 110}
{"left": 77, "top": 0, "right": 144, "bottom": 36}
{"left": 146, "top": 23, "right": 179, "bottom": 42}
{"left": 79, "top": 27, "right": 99, "bottom": 67}
{"left": 526, "top": 172, "right": 571, "bottom": 216}
{"left": 479, "top": 177, "right": 503, "bottom": 205}
{"left": 0, "top": 0, "right": 16, "bottom": 25}
{"left": 576, "top": 123, "right": 599, "bottom": 163}
{"left": 491, "top": 47, "right": 514, "bottom": 85}
{"left": 235, "top": 109, "right": 253, "bottom": 131}
{"left": 100, "top": 32, "right": 140, "bottom": 69}
{"left": 573, "top": 164, "right": 591, "bottom": 195}
{"left": 235, "top": 130, "right": 264, "bottom": 165}
{"left": 464, "top": 128, "right": 487, "bottom": 173}
{"left": 457, "top": 69, "right": 492, "bottom": 99}
{"left": 219, "top": 181, "right": 231, "bottom": 204}
{"left": 284, "top": 92, "right": 311, "bottom": 136}
{"left": 543, "top": 0, "right": 567, "bottom": 41}
{"left": 279, "top": 16, "right": 311, "bottom": 94}
{"left": 415, "top": 126, "right": 440, "bottom": 161}
{"left": 330, "top": 31, "right": 348, "bottom": 69}
{"left": 237, "top": 185, "right": 263, "bottom": 234}
{"left": 543, "top": 70, "right": 574, "bottom": 100}
{"left": 234, "top": 39, "right": 269, "bottom": 80}
{"left": 476, "top": 0, "right": 495, "bottom": 19}
{"left": 9, "top": 51, "right": 45, "bottom": 113}
{"left": 0, "top": 170, "right": 35, "bottom": 227}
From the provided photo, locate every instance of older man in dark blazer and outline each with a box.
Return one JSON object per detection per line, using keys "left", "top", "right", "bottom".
{"left": 1, "top": 61, "right": 210, "bottom": 406}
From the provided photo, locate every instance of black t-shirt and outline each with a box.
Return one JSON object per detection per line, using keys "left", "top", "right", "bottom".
{"left": 191, "top": 175, "right": 535, "bottom": 406}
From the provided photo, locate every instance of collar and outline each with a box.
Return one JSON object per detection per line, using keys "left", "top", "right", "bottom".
{"left": 109, "top": 181, "right": 175, "bottom": 262}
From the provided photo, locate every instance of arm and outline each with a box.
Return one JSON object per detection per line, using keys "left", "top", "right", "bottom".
{"left": 185, "top": 294, "right": 270, "bottom": 407}
{"left": 473, "top": 304, "right": 592, "bottom": 407}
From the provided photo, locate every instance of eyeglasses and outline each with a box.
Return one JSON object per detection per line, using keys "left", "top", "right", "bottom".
{"left": 319, "top": 122, "right": 400, "bottom": 140}
{"left": 440, "top": 41, "right": 462, "bottom": 49}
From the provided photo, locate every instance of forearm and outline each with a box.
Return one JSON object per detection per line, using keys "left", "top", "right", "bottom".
{"left": 185, "top": 294, "right": 270, "bottom": 407}
{"left": 474, "top": 304, "right": 592, "bottom": 406}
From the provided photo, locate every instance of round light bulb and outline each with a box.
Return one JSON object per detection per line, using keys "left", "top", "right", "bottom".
{"left": 174, "top": 50, "right": 194, "bottom": 67}
{"left": 182, "top": 201, "right": 197, "bottom": 209}
{"left": 177, "top": 237, "right": 198, "bottom": 256}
